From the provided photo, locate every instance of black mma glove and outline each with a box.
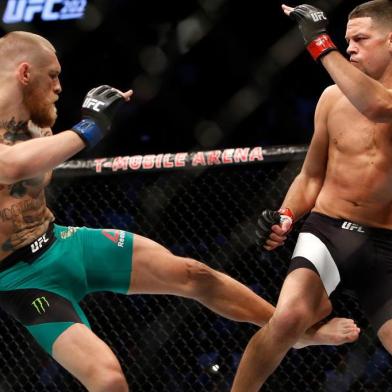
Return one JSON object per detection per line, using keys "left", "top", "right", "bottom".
{"left": 290, "top": 4, "right": 337, "bottom": 61}
{"left": 256, "top": 207, "right": 294, "bottom": 247}
{"left": 72, "top": 85, "right": 125, "bottom": 149}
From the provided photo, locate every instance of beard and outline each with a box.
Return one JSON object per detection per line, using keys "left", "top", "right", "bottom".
{"left": 24, "top": 83, "right": 57, "bottom": 128}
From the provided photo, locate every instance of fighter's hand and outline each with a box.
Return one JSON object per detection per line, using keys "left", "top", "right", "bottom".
{"left": 256, "top": 208, "right": 294, "bottom": 251}
{"left": 282, "top": 3, "right": 337, "bottom": 61}
{"left": 71, "top": 86, "right": 133, "bottom": 149}
{"left": 282, "top": 4, "right": 294, "bottom": 16}
{"left": 120, "top": 89, "right": 133, "bottom": 102}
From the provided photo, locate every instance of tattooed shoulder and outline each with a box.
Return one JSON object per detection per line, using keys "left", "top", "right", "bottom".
{"left": 0, "top": 117, "right": 30, "bottom": 145}
{"left": 0, "top": 119, "right": 51, "bottom": 144}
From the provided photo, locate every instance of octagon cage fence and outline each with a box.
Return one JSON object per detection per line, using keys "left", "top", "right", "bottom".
{"left": 0, "top": 145, "right": 390, "bottom": 392}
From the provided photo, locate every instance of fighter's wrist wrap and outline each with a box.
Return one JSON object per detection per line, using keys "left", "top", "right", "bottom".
{"left": 72, "top": 119, "right": 103, "bottom": 148}
{"left": 278, "top": 207, "right": 295, "bottom": 227}
{"left": 307, "top": 34, "right": 337, "bottom": 61}
{"left": 278, "top": 207, "right": 294, "bottom": 220}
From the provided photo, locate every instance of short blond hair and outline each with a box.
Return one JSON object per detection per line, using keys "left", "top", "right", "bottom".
{"left": 0, "top": 31, "right": 56, "bottom": 68}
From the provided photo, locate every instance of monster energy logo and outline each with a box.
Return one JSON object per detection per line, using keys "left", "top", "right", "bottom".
{"left": 32, "top": 296, "right": 50, "bottom": 314}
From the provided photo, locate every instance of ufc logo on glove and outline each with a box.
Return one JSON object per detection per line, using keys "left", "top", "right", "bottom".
{"left": 83, "top": 97, "right": 105, "bottom": 112}
{"left": 310, "top": 12, "right": 326, "bottom": 22}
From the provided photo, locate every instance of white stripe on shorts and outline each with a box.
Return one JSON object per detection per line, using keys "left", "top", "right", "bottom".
{"left": 292, "top": 232, "right": 340, "bottom": 296}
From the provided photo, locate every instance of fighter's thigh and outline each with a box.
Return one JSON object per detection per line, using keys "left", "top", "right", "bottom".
{"left": 53, "top": 323, "right": 124, "bottom": 387}
{"left": 360, "top": 241, "right": 392, "bottom": 346}
{"left": 367, "top": 291, "right": 392, "bottom": 353}
{"left": 129, "top": 234, "right": 204, "bottom": 295}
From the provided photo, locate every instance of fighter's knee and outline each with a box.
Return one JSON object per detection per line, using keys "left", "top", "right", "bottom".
{"left": 97, "top": 372, "right": 128, "bottom": 392}
{"left": 378, "top": 320, "right": 392, "bottom": 354}
{"left": 183, "top": 258, "right": 218, "bottom": 296}
{"left": 85, "top": 364, "right": 128, "bottom": 392}
{"left": 271, "top": 306, "right": 313, "bottom": 338}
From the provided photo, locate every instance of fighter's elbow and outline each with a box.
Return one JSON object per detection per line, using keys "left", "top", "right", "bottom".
{"left": 361, "top": 100, "right": 392, "bottom": 123}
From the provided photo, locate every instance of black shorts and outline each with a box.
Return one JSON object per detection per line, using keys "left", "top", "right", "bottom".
{"left": 288, "top": 212, "right": 392, "bottom": 331}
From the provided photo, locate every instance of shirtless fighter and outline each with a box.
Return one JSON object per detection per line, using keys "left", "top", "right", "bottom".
{"left": 232, "top": 1, "right": 392, "bottom": 390}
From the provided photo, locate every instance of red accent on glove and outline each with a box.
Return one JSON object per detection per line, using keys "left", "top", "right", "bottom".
{"left": 306, "top": 34, "right": 337, "bottom": 61}
{"left": 278, "top": 207, "right": 295, "bottom": 222}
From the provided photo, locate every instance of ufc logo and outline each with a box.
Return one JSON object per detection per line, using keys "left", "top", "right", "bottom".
{"left": 83, "top": 97, "right": 105, "bottom": 112}
{"left": 31, "top": 233, "right": 49, "bottom": 253}
{"left": 3, "top": 0, "right": 87, "bottom": 23}
{"left": 341, "top": 222, "right": 365, "bottom": 233}
{"left": 310, "top": 12, "right": 326, "bottom": 22}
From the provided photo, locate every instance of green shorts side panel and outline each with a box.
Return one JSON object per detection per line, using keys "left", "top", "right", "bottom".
{"left": 27, "top": 322, "right": 74, "bottom": 355}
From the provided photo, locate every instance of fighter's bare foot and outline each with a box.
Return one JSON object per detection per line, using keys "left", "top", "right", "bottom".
{"left": 294, "top": 317, "right": 360, "bottom": 349}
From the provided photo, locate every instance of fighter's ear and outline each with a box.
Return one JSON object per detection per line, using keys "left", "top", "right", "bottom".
{"left": 16, "top": 62, "right": 31, "bottom": 85}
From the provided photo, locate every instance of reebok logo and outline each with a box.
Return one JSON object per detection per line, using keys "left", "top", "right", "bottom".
{"left": 341, "top": 221, "right": 365, "bottom": 233}
{"left": 102, "top": 229, "right": 126, "bottom": 247}
{"left": 118, "top": 230, "right": 125, "bottom": 247}
{"left": 3, "top": 0, "right": 87, "bottom": 23}
{"left": 32, "top": 296, "right": 50, "bottom": 314}
{"left": 83, "top": 97, "right": 105, "bottom": 112}
{"left": 310, "top": 11, "right": 326, "bottom": 22}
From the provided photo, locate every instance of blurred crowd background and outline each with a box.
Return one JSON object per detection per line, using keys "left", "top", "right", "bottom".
{"left": 0, "top": 0, "right": 364, "bottom": 157}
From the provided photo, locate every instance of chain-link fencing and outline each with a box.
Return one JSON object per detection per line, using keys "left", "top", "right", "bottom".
{"left": 0, "top": 146, "right": 390, "bottom": 391}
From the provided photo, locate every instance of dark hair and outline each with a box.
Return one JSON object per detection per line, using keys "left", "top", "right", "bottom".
{"left": 349, "top": 0, "right": 392, "bottom": 28}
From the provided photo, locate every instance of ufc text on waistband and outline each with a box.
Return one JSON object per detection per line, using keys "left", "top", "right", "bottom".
{"left": 0, "top": 224, "right": 55, "bottom": 273}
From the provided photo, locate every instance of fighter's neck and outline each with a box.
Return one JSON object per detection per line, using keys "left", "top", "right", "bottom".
{"left": 0, "top": 85, "right": 30, "bottom": 127}
{"left": 0, "top": 101, "right": 30, "bottom": 129}
{"left": 374, "top": 65, "right": 392, "bottom": 88}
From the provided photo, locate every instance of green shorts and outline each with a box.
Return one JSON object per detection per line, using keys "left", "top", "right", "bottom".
{"left": 0, "top": 224, "right": 133, "bottom": 354}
